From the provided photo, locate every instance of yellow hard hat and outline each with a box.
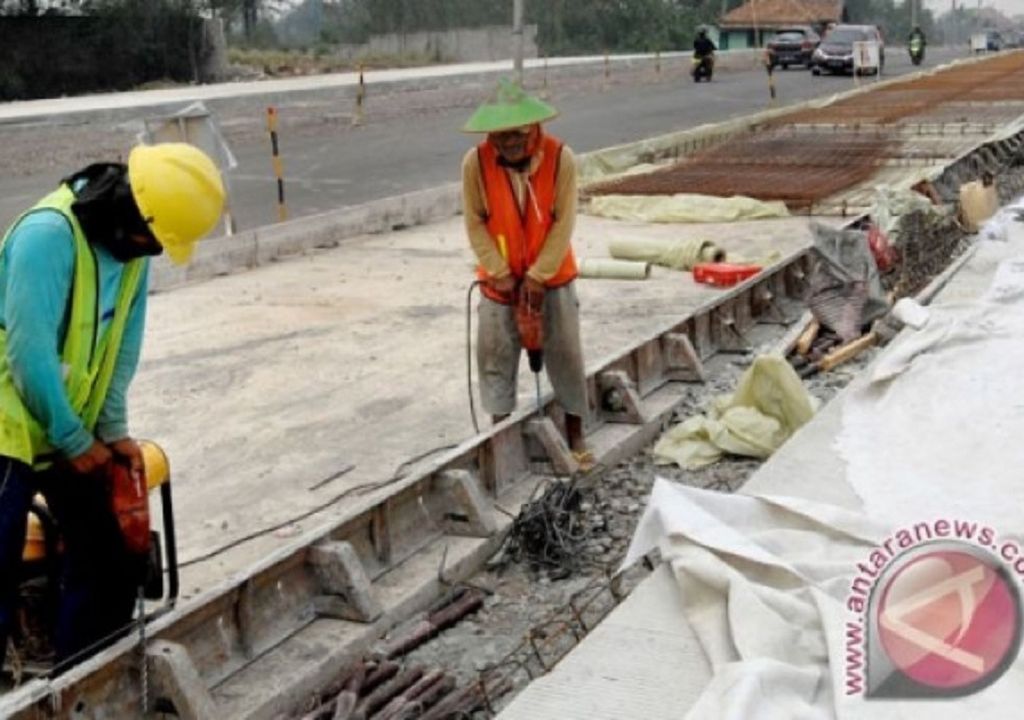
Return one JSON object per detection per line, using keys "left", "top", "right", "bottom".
{"left": 127, "top": 143, "right": 226, "bottom": 265}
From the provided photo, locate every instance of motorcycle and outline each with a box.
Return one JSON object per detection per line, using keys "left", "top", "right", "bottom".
{"left": 692, "top": 53, "right": 714, "bottom": 82}
{"left": 909, "top": 37, "right": 925, "bottom": 66}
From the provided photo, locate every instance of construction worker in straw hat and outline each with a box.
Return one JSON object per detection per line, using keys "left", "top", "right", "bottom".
{"left": 0, "top": 143, "right": 224, "bottom": 670}
{"left": 462, "top": 79, "right": 593, "bottom": 467}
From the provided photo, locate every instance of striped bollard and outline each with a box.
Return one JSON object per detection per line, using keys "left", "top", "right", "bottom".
{"left": 353, "top": 63, "right": 365, "bottom": 126}
{"left": 266, "top": 107, "right": 287, "bottom": 223}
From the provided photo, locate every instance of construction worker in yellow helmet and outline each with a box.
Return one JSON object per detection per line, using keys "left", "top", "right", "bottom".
{"left": 0, "top": 143, "right": 224, "bottom": 671}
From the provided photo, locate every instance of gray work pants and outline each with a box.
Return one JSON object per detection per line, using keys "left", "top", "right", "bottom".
{"left": 477, "top": 282, "right": 588, "bottom": 417}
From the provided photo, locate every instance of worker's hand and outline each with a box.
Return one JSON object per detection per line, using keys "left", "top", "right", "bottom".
{"left": 489, "top": 275, "right": 517, "bottom": 296}
{"left": 108, "top": 437, "right": 145, "bottom": 480}
{"left": 68, "top": 440, "right": 113, "bottom": 475}
{"left": 522, "top": 276, "right": 545, "bottom": 313}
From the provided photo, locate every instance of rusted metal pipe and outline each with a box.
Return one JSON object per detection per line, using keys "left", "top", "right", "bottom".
{"left": 381, "top": 590, "right": 485, "bottom": 659}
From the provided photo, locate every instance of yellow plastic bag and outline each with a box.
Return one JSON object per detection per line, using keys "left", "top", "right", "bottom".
{"left": 959, "top": 179, "right": 999, "bottom": 233}
{"left": 654, "top": 355, "right": 816, "bottom": 469}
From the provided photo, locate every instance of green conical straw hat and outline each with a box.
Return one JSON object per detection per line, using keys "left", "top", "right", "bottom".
{"left": 462, "top": 78, "right": 558, "bottom": 133}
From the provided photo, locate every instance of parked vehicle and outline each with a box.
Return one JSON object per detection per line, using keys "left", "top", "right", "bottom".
{"left": 766, "top": 26, "right": 821, "bottom": 70}
{"left": 692, "top": 53, "right": 714, "bottom": 82}
{"left": 811, "top": 24, "right": 886, "bottom": 76}
{"left": 986, "top": 30, "right": 1004, "bottom": 51}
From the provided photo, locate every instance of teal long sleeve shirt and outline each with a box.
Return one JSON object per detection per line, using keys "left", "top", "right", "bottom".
{"left": 0, "top": 209, "right": 149, "bottom": 459}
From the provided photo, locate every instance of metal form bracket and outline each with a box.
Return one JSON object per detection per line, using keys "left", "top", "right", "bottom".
{"left": 146, "top": 640, "right": 217, "bottom": 720}
{"left": 664, "top": 333, "right": 706, "bottom": 383}
{"left": 714, "top": 307, "right": 751, "bottom": 354}
{"left": 438, "top": 470, "right": 499, "bottom": 538}
{"left": 525, "top": 418, "right": 580, "bottom": 476}
{"left": 753, "top": 284, "right": 790, "bottom": 326}
{"left": 309, "top": 541, "right": 383, "bottom": 623}
{"left": 598, "top": 371, "right": 646, "bottom": 425}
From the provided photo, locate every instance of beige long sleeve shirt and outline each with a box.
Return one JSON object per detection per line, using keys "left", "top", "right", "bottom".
{"left": 462, "top": 143, "right": 578, "bottom": 284}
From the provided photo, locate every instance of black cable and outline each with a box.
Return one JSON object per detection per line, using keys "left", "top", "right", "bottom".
{"left": 466, "top": 280, "right": 482, "bottom": 434}
{"left": 177, "top": 444, "right": 457, "bottom": 570}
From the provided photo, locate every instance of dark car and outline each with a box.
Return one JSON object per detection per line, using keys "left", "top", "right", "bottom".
{"left": 986, "top": 30, "right": 1004, "bottom": 51}
{"left": 766, "top": 26, "right": 821, "bottom": 69}
{"left": 811, "top": 24, "right": 886, "bottom": 76}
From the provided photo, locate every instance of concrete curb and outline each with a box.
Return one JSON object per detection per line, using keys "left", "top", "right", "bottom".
{"left": 150, "top": 182, "right": 462, "bottom": 292}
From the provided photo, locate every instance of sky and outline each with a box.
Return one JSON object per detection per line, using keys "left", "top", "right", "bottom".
{"left": 924, "top": 0, "right": 1024, "bottom": 17}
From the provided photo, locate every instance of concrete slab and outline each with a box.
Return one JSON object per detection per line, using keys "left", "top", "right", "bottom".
{"left": 135, "top": 212, "right": 818, "bottom": 600}
{"left": 496, "top": 564, "right": 710, "bottom": 720}
{"left": 496, "top": 213, "right": 1024, "bottom": 719}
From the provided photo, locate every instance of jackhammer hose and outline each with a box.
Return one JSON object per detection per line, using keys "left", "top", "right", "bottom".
{"left": 466, "top": 280, "right": 481, "bottom": 434}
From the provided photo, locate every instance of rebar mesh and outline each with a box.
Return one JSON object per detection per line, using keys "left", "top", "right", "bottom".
{"left": 588, "top": 131, "right": 895, "bottom": 212}
{"left": 586, "top": 53, "right": 1024, "bottom": 210}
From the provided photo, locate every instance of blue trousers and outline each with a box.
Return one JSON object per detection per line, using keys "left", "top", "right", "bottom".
{"left": 0, "top": 456, "right": 138, "bottom": 669}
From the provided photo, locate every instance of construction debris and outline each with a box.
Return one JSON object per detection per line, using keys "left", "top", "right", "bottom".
{"left": 492, "top": 480, "right": 591, "bottom": 579}
{"left": 377, "top": 589, "right": 486, "bottom": 660}
{"left": 799, "top": 331, "right": 879, "bottom": 378}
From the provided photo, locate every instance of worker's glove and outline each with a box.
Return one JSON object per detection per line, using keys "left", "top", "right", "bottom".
{"left": 67, "top": 439, "right": 113, "bottom": 475}
{"left": 108, "top": 437, "right": 145, "bottom": 482}
{"left": 522, "top": 276, "right": 546, "bottom": 314}
{"left": 487, "top": 275, "right": 517, "bottom": 296}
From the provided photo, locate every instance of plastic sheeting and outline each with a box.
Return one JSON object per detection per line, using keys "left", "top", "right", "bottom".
{"left": 622, "top": 479, "right": 1024, "bottom": 720}
{"left": 587, "top": 194, "right": 791, "bottom": 224}
{"left": 653, "top": 355, "right": 817, "bottom": 469}
{"left": 608, "top": 237, "right": 723, "bottom": 271}
{"left": 839, "top": 244, "right": 1024, "bottom": 533}
{"left": 869, "top": 185, "right": 946, "bottom": 247}
{"left": 808, "top": 222, "right": 889, "bottom": 343}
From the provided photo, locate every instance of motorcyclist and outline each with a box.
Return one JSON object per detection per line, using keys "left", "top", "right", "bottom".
{"left": 694, "top": 28, "right": 717, "bottom": 60}
{"left": 693, "top": 27, "right": 717, "bottom": 80}
{"left": 908, "top": 25, "right": 927, "bottom": 48}
{"left": 908, "top": 25, "right": 926, "bottom": 63}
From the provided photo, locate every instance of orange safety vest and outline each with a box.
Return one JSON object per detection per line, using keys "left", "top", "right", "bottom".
{"left": 476, "top": 133, "right": 578, "bottom": 304}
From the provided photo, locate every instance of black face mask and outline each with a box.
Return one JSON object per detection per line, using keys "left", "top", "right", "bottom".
{"left": 496, "top": 154, "right": 532, "bottom": 172}
{"left": 66, "top": 164, "right": 164, "bottom": 263}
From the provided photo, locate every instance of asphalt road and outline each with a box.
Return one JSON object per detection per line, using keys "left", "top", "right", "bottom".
{"left": 0, "top": 47, "right": 963, "bottom": 233}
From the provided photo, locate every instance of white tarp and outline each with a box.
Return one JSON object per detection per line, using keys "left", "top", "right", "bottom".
{"left": 623, "top": 480, "right": 1024, "bottom": 720}
{"left": 838, "top": 259, "right": 1024, "bottom": 532}
{"left": 622, "top": 214, "right": 1024, "bottom": 719}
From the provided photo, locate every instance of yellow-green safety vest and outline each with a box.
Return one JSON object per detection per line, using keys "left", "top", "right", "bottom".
{"left": 0, "top": 185, "right": 144, "bottom": 467}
